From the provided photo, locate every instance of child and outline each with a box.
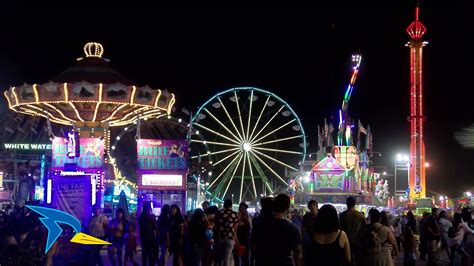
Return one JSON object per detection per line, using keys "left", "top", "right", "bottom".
{"left": 124, "top": 223, "right": 138, "bottom": 266}
{"left": 402, "top": 229, "right": 419, "bottom": 266}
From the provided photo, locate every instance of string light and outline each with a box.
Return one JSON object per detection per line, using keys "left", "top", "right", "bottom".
{"left": 83, "top": 42, "right": 104, "bottom": 58}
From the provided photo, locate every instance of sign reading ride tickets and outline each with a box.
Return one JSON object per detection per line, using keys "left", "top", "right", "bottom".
{"left": 137, "top": 139, "right": 188, "bottom": 170}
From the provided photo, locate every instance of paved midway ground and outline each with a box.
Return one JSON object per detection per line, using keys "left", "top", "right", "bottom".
{"left": 99, "top": 249, "right": 450, "bottom": 266}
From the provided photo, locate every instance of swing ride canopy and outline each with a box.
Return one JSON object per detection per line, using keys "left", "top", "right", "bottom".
{"left": 3, "top": 42, "right": 176, "bottom": 127}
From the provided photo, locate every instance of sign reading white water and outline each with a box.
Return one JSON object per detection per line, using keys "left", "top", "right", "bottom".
{"left": 4, "top": 143, "right": 52, "bottom": 150}
{"left": 142, "top": 174, "right": 183, "bottom": 187}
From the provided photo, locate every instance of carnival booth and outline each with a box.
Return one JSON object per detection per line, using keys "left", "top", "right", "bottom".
{"left": 46, "top": 133, "right": 105, "bottom": 223}
{"left": 137, "top": 139, "right": 188, "bottom": 216}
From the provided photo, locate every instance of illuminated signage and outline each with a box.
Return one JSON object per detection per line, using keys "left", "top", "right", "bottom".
{"left": 3, "top": 143, "right": 52, "bottom": 150}
{"left": 334, "top": 146, "right": 358, "bottom": 170}
{"left": 137, "top": 139, "right": 188, "bottom": 170}
{"left": 52, "top": 138, "right": 104, "bottom": 168}
{"left": 66, "top": 131, "right": 80, "bottom": 158}
{"left": 142, "top": 174, "right": 183, "bottom": 187}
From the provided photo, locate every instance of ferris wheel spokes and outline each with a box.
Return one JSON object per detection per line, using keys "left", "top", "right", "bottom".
{"left": 218, "top": 97, "right": 245, "bottom": 141}
{"left": 208, "top": 153, "right": 241, "bottom": 189}
{"left": 239, "top": 152, "right": 248, "bottom": 203}
{"left": 246, "top": 153, "right": 258, "bottom": 199}
{"left": 189, "top": 147, "right": 240, "bottom": 159}
{"left": 190, "top": 139, "right": 239, "bottom": 147}
{"left": 249, "top": 95, "right": 271, "bottom": 142}
{"left": 203, "top": 108, "right": 242, "bottom": 142}
{"left": 253, "top": 146, "right": 303, "bottom": 155}
{"left": 212, "top": 149, "right": 241, "bottom": 166}
{"left": 233, "top": 91, "right": 247, "bottom": 142}
{"left": 249, "top": 105, "right": 285, "bottom": 144}
{"left": 251, "top": 148, "right": 299, "bottom": 171}
{"left": 252, "top": 134, "right": 303, "bottom": 147}
{"left": 222, "top": 154, "right": 244, "bottom": 200}
{"left": 249, "top": 150, "right": 288, "bottom": 186}
{"left": 194, "top": 122, "right": 241, "bottom": 145}
{"left": 246, "top": 90, "right": 254, "bottom": 142}
{"left": 251, "top": 118, "right": 297, "bottom": 144}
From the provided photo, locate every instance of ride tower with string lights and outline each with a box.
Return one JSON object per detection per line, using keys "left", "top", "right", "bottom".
{"left": 406, "top": 6, "right": 429, "bottom": 200}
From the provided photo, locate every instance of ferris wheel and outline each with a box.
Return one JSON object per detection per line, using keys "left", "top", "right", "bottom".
{"left": 191, "top": 87, "right": 306, "bottom": 203}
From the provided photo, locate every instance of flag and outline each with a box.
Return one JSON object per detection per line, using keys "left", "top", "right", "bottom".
{"left": 328, "top": 123, "right": 335, "bottom": 147}
{"left": 317, "top": 125, "right": 323, "bottom": 150}
{"left": 365, "top": 125, "right": 373, "bottom": 151}
{"left": 359, "top": 120, "right": 367, "bottom": 134}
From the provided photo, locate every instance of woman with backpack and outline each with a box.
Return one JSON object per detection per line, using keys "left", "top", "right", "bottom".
{"left": 356, "top": 208, "right": 399, "bottom": 266}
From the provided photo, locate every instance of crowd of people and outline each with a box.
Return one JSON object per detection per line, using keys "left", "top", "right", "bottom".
{"left": 1, "top": 196, "right": 474, "bottom": 266}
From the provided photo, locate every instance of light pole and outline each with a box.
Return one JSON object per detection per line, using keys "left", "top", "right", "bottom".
{"left": 395, "top": 153, "right": 409, "bottom": 198}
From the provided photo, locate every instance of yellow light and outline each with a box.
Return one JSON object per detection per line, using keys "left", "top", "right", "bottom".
{"left": 103, "top": 104, "right": 129, "bottom": 122}
{"left": 4, "top": 91, "right": 13, "bottom": 110}
{"left": 92, "top": 83, "right": 103, "bottom": 122}
{"left": 154, "top": 90, "right": 162, "bottom": 108}
{"left": 42, "top": 103, "right": 76, "bottom": 122}
{"left": 12, "top": 87, "right": 19, "bottom": 106}
{"left": 83, "top": 42, "right": 104, "bottom": 58}
{"left": 167, "top": 93, "right": 176, "bottom": 115}
{"left": 130, "top": 86, "right": 136, "bottom": 105}
{"left": 32, "top": 84, "right": 39, "bottom": 103}
{"left": 64, "top": 83, "right": 68, "bottom": 102}
{"left": 69, "top": 102, "right": 85, "bottom": 122}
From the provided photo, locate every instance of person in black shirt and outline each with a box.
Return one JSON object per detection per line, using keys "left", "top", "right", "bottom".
{"left": 302, "top": 200, "right": 318, "bottom": 242}
{"left": 425, "top": 208, "right": 441, "bottom": 266}
{"left": 253, "top": 194, "right": 302, "bottom": 266}
{"left": 189, "top": 208, "right": 207, "bottom": 266}
{"left": 138, "top": 202, "right": 158, "bottom": 266}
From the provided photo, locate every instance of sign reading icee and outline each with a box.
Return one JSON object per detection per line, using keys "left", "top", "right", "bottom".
{"left": 137, "top": 139, "right": 188, "bottom": 170}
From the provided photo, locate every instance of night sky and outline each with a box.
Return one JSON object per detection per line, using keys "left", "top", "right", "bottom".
{"left": 0, "top": 7, "right": 472, "bottom": 197}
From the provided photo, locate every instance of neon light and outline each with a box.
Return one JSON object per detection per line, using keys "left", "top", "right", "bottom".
{"left": 12, "top": 87, "right": 19, "bottom": 105}
{"left": 47, "top": 179, "right": 52, "bottom": 204}
{"left": 92, "top": 83, "right": 103, "bottom": 122}
{"left": 154, "top": 90, "right": 162, "bottom": 107}
{"left": 91, "top": 177, "right": 97, "bottom": 205}
{"left": 33, "top": 84, "right": 40, "bottom": 103}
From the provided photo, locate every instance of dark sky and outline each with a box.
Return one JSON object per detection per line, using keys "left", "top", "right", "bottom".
{"left": 0, "top": 7, "right": 472, "bottom": 197}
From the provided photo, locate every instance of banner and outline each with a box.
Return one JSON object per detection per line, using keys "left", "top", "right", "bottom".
{"left": 52, "top": 138, "right": 104, "bottom": 168}
{"left": 137, "top": 139, "right": 188, "bottom": 170}
{"left": 53, "top": 175, "right": 92, "bottom": 224}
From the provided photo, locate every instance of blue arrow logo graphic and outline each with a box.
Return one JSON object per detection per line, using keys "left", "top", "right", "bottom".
{"left": 26, "top": 205, "right": 110, "bottom": 254}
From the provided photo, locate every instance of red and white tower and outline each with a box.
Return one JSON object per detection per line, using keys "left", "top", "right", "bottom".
{"left": 406, "top": 6, "right": 428, "bottom": 199}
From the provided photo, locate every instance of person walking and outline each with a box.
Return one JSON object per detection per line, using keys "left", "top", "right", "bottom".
{"left": 339, "top": 196, "right": 366, "bottom": 264}
{"left": 170, "top": 204, "right": 185, "bottom": 266}
{"left": 236, "top": 202, "right": 251, "bottom": 266}
{"left": 108, "top": 208, "right": 128, "bottom": 266}
{"left": 357, "top": 208, "right": 399, "bottom": 266}
{"left": 189, "top": 208, "right": 207, "bottom": 266}
{"left": 88, "top": 204, "right": 109, "bottom": 266}
{"left": 425, "top": 208, "right": 441, "bottom": 266}
{"left": 214, "top": 199, "right": 239, "bottom": 266}
{"left": 157, "top": 204, "right": 171, "bottom": 266}
{"left": 252, "top": 194, "right": 302, "bottom": 266}
{"left": 305, "top": 204, "right": 351, "bottom": 266}
{"left": 138, "top": 202, "right": 158, "bottom": 266}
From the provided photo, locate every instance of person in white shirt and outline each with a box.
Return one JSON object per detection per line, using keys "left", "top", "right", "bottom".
{"left": 438, "top": 211, "right": 452, "bottom": 263}
{"left": 393, "top": 219, "right": 403, "bottom": 251}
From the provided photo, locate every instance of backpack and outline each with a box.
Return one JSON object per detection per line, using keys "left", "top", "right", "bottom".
{"left": 363, "top": 224, "right": 385, "bottom": 254}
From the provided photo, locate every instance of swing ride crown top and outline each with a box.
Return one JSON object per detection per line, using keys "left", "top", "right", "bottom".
{"left": 3, "top": 42, "right": 176, "bottom": 128}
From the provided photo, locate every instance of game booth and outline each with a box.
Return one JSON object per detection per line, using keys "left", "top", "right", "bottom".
{"left": 46, "top": 133, "right": 105, "bottom": 224}
{"left": 136, "top": 139, "right": 188, "bottom": 216}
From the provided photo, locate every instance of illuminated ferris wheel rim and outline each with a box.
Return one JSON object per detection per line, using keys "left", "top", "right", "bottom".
{"left": 191, "top": 86, "right": 307, "bottom": 202}
{"left": 192, "top": 86, "right": 307, "bottom": 161}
